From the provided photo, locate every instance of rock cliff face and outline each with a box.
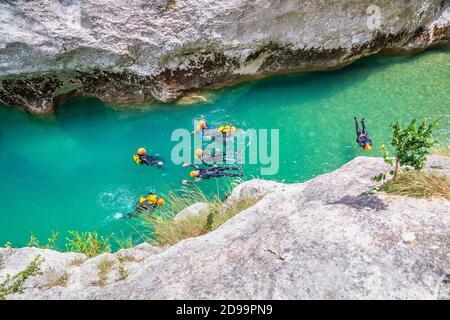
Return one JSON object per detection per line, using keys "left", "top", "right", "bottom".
{"left": 0, "top": 0, "right": 449, "bottom": 113}
{"left": 1, "top": 156, "right": 449, "bottom": 300}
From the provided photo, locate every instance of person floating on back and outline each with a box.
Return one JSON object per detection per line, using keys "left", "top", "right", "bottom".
{"left": 194, "top": 148, "right": 242, "bottom": 166}
{"left": 354, "top": 117, "right": 373, "bottom": 151}
{"left": 216, "top": 125, "right": 237, "bottom": 137}
{"left": 216, "top": 125, "right": 238, "bottom": 162}
{"left": 181, "top": 163, "right": 243, "bottom": 184}
{"left": 133, "top": 148, "right": 163, "bottom": 167}
{"left": 126, "top": 193, "right": 165, "bottom": 218}
{"left": 192, "top": 118, "right": 209, "bottom": 135}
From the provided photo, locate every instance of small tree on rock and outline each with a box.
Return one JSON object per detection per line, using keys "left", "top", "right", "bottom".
{"left": 382, "top": 118, "right": 438, "bottom": 180}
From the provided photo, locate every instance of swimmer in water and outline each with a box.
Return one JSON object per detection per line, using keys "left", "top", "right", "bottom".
{"left": 181, "top": 163, "right": 243, "bottom": 184}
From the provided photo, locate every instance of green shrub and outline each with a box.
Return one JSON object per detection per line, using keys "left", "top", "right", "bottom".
{"left": 382, "top": 118, "right": 438, "bottom": 180}
{"left": 65, "top": 231, "right": 111, "bottom": 258}
{"left": 26, "top": 232, "right": 40, "bottom": 248}
{"left": 44, "top": 231, "right": 59, "bottom": 250}
{"left": 0, "top": 255, "right": 44, "bottom": 300}
{"left": 26, "top": 231, "right": 59, "bottom": 250}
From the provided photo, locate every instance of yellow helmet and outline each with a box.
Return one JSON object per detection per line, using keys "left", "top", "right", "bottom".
{"left": 194, "top": 148, "right": 203, "bottom": 159}
{"left": 157, "top": 198, "right": 165, "bottom": 206}
{"left": 138, "top": 148, "right": 147, "bottom": 156}
{"left": 196, "top": 119, "right": 207, "bottom": 130}
{"left": 190, "top": 170, "right": 199, "bottom": 177}
{"left": 364, "top": 145, "right": 373, "bottom": 151}
{"left": 147, "top": 194, "right": 157, "bottom": 204}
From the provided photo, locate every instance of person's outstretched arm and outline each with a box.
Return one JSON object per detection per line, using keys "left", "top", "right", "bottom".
{"left": 223, "top": 173, "right": 244, "bottom": 177}
{"left": 220, "top": 166, "right": 243, "bottom": 171}
{"left": 182, "top": 163, "right": 200, "bottom": 170}
{"left": 182, "top": 178, "right": 202, "bottom": 184}
{"left": 147, "top": 154, "right": 160, "bottom": 161}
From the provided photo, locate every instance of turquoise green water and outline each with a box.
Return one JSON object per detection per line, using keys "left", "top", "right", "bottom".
{"left": 0, "top": 48, "right": 449, "bottom": 248}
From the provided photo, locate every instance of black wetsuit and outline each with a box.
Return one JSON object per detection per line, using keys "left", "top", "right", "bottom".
{"left": 354, "top": 117, "right": 373, "bottom": 148}
{"left": 125, "top": 200, "right": 157, "bottom": 218}
{"left": 201, "top": 150, "right": 239, "bottom": 166}
{"left": 200, "top": 157, "right": 214, "bottom": 166}
{"left": 200, "top": 149, "right": 224, "bottom": 166}
{"left": 138, "top": 154, "right": 161, "bottom": 166}
{"left": 185, "top": 164, "right": 243, "bottom": 184}
{"left": 135, "top": 201, "right": 157, "bottom": 213}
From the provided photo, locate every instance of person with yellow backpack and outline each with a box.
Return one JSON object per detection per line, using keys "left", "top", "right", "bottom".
{"left": 192, "top": 118, "right": 209, "bottom": 135}
{"left": 125, "top": 193, "right": 165, "bottom": 218}
{"left": 216, "top": 125, "right": 237, "bottom": 136}
{"left": 133, "top": 147, "right": 163, "bottom": 167}
{"left": 215, "top": 125, "right": 238, "bottom": 163}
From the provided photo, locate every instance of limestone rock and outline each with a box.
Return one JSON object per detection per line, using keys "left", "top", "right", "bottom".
{"left": 1, "top": 156, "right": 449, "bottom": 300}
{"left": 224, "top": 179, "right": 284, "bottom": 205}
{"left": 174, "top": 202, "right": 210, "bottom": 221}
{"left": 0, "top": 0, "right": 448, "bottom": 113}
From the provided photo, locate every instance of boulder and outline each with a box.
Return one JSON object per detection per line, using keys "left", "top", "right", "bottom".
{"left": 174, "top": 202, "right": 210, "bottom": 221}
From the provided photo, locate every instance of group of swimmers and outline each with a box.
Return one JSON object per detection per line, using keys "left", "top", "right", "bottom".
{"left": 127, "top": 117, "right": 373, "bottom": 217}
{"left": 129, "top": 118, "right": 244, "bottom": 217}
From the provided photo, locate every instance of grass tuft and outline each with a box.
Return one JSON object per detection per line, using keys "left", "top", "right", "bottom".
{"left": 157, "top": 185, "right": 222, "bottom": 218}
{"left": 145, "top": 191, "right": 262, "bottom": 247}
{"left": 114, "top": 235, "right": 135, "bottom": 250}
{"left": 91, "top": 257, "right": 115, "bottom": 287}
{"left": 45, "top": 271, "right": 70, "bottom": 288}
{"left": 116, "top": 254, "right": 129, "bottom": 281}
{"left": 0, "top": 249, "right": 11, "bottom": 270}
{"left": 431, "top": 144, "right": 450, "bottom": 157}
{"left": 381, "top": 170, "right": 450, "bottom": 200}
{"left": 69, "top": 256, "right": 86, "bottom": 266}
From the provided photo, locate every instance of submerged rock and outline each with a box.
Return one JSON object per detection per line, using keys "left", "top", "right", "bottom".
{"left": 1, "top": 156, "right": 449, "bottom": 300}
{"left": 0, "top": 0, "right": 449, "bottom": 113}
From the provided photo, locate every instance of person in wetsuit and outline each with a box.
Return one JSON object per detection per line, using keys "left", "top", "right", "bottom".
{"left": 354, "top": 117, "right": 373, "bottom": 151}
{"left": 126, "top": 193, "right": 165, "bottom": 218}
{"left": 216, "top": 125, "right": 238, "bottom": 163}
{"left": 133, "top": 148, "right": 163, "bottom": 167}
{"left": 192, "top": 119, "right": 209, "bottom": 136}
{"left": 194, "top": 148, "right": 241, "bottom": 166}
{"left": 181, "top": 163, "right": 243, "bottom": 184}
